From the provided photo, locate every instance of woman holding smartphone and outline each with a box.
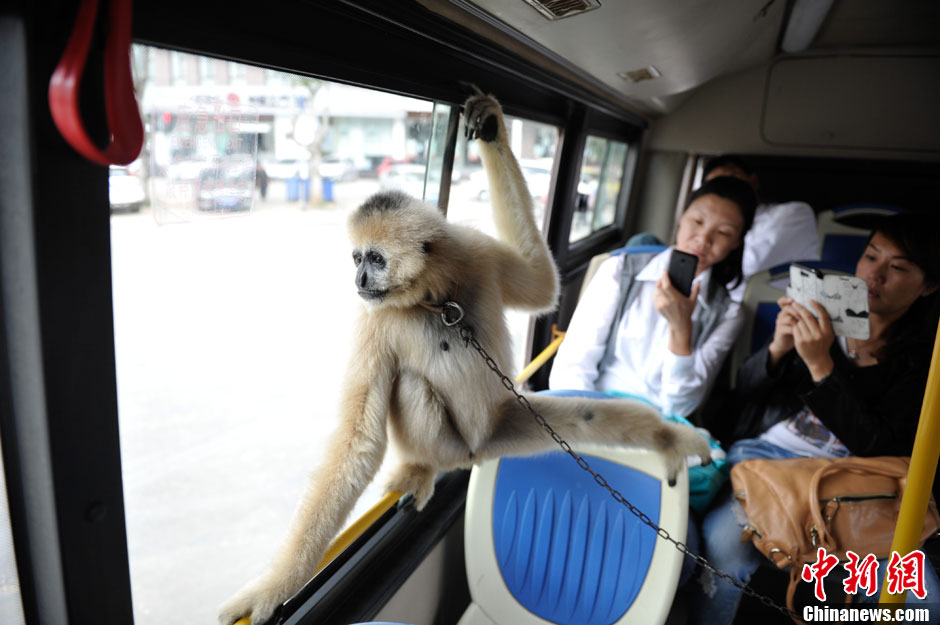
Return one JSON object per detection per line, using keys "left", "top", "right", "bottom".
{"left": 549, "top": 176, "right": 757, "bottom": 418}
{"left": 693, "top": 213, "right": 940, "bottom": 624}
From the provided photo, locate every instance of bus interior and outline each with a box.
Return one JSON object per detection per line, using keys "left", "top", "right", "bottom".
{"left": 1, "top": 1, "right": 939, "bottom": 624}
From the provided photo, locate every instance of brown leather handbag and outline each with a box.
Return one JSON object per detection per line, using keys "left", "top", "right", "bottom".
{"left": 731, "top": 456, "right": 940, "bottom": 616}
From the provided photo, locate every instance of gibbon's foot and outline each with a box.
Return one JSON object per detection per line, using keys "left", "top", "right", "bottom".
{"left": 463, "top": 92, "right": 502, "bottom": 143}
{"left": 657, "top": 421, "right": 712, "bottom": 487}
{"left": 218, "top": 572, "right": 291, "bottom": 625}
{"left": 386, "top": 463, "right": 436, "bottom": 511}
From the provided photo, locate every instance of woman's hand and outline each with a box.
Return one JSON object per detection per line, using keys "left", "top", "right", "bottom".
{"left": 654, "top": 271, "right": 700, "bottom": 356}
{"left": 768, "top": 296, "right": 798, "bottom": 367}
{"left": 788, "top": 300, "right": 835, "bottom": 381}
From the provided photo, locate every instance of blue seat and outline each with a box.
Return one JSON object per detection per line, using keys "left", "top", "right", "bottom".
{"left": 576, "top": 244, "right": 666, "bottom": 301}
{"left": 817, "top": 205, "right": 903, "bottom": 272}
{"left": 611, "top": 243, "right": 667, "bottom": 257}
{"left": 459, "top": 440, "right": 687, "bottom": 625}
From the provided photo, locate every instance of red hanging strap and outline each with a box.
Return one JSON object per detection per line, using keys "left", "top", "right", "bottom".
{"left": 48, "top": 0, "right": 144, "bottom": 166}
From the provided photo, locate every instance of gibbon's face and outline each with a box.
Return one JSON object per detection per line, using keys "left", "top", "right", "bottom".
{"left": 347, "top": 191, "right": 446, "bottom": 308}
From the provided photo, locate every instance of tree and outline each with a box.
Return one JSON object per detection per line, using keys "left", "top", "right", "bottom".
{"left": 289, "top": 77, "right": 331, "bottom": 206}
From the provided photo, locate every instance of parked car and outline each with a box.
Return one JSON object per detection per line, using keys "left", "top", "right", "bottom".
{"left": 109, "top": 166, "right": 146, "bottom": 212}
{"left": 378, "top": 163, "right": 427, "bottom": 198}
{"left": 467, "top": 159, "right": 552, "bottom": 207}
{"left": 375, "top": 156, "right": 417, "bottom": 177}
{"left": 319, "top": 157, "right": 359, "bottom": 181}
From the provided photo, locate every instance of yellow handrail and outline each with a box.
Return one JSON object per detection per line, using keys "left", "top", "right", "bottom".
{"left": 233, "top": 326, "right": 569, "bottom": 625}
{"left": 515, "top": 326, "right": 566, "bottom": 385}
{"left": 232, "top": 490, "right": 404, "bottom": 625}
{"left": 879, "top": 316, "right": 940, "bottom": 603}
{"left": 315, "top": 490, "right": 404, "bottom": 573}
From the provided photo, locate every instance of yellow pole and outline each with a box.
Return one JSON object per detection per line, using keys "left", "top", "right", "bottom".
{"left": 515, "top": 327, "right": 566, "bottom": 385}
{"left": 313, "top": 490, "right": 403, "bottom": 573}
{"left": 879, "top": 316, "right": 940, "bottom": 603}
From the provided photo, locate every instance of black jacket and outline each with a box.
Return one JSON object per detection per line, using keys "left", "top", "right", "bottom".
{"left": 731, "top": 342, "right": 931, "bottom": 458}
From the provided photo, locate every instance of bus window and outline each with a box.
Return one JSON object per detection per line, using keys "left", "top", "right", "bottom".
{"left": 0, "top": 440, "right": 25, "bottom": 625}
{"left": 112, "top": 45, "right": 440, "bottom": 625}
{"left": 423, "top": 102, "right": 454, "bottom": 206}
{"left": 569, "top": 136, "right": 629, "bottom": 243}
{"left": 448, "top": 115, "right": 558, "bottom": 235}
{"left": 448, "top": 115, "right": 560, "bottom": 372}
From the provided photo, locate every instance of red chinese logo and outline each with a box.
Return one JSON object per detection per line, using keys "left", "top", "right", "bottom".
{"left": 843, "top": 550, "right": 880, "bottom": 597}
{"left": 885, "top": 550, "right": 927, "bottom": 600}
{"left": 802, "top": 547, "right": 840, "bottom": 601}
{"left": 801, "top": 548, "right": 928, "bottom": 601}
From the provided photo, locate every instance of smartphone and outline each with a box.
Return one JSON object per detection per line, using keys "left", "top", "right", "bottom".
{"left": 791, "top": 262, "right": 823, "bottom": 282}
{"left": 786, "top": 263, "right": 870, "bottom": 339}
{"left": 668, "top": 250, "right": 698, "bottom": 297}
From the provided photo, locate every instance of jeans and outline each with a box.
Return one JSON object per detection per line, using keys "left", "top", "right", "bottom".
{"left": 690, "top": 438, "right": 940, "bottom": 625}
{"left": 680, "top": 515, "right": 700, "bottom": 588}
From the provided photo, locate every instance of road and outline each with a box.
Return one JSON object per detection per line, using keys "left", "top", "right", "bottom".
{"left": 110, "top": 177, "right": 534, "bottom": 624}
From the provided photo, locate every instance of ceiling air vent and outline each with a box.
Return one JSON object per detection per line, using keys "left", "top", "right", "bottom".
{"left": 618, "top": 66, "right": 662, "bottom": 84}
{"left": 522, "top": 0, "right": 601, "bottom": 21}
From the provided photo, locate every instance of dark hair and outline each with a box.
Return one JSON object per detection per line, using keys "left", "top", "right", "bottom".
{"left": 682, "top": 176, "right": 758, "bottom": 295}
{"left": 703, "top": 154, "right": 756, "bottom": 179}
{"left": 869, "top": 213, "right": 940, "bottom": 364}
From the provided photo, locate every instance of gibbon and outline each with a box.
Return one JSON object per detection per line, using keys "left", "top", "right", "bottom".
{"left": 218, "top": 92, "right": 711, "bottom": 625}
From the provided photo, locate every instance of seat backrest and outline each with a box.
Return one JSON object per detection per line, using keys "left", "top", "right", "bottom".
{"left": 729, "top": 260, "right": 852, "bottom": 387}
{"left": 459, "top": 442, "right": 687, "bottom": 625}
{"left": 816, "top": 205, "right": 901, "bottom": 272}
{"left": 579, "top": 245, "right": 667, "bottom": 301}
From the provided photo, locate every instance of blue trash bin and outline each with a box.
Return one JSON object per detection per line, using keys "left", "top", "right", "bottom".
{"left": 286, "top": 176, "right": 299, "bottom": 201}
{"left": 322, "top": 177, "right": 334, "bottom": 202}
{"left": 301, "top": 178, "right": 310, "bottom": 202}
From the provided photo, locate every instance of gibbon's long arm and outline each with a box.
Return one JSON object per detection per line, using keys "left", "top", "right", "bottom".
{"left": 466, "top": 93, "right": 558, "bottom": 312}
{"left": 217, "top": 342, "right": 395, "bottom": 625}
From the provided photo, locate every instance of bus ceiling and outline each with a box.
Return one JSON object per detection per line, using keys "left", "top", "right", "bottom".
{"left": 422, "top": 0, "right": 940, "bottom": 116}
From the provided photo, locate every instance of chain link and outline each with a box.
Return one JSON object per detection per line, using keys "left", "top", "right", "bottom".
{"left": 454, "top": 322, "right": 799, "bottom": 620}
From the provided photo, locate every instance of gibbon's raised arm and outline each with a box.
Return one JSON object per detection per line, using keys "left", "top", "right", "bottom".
{"left": 217, "top": 333, "right": 395, "bottom": 625}
{"left": 465, "top": 93, "right": 559, "bottom": 312}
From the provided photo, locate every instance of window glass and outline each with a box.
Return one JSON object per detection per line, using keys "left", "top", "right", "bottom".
{"left": 0, "top": 441, "right": 25, "bottom": 625}
{"left": 114, "top": 45, "right": 436, "bottom": 625}
{"left": 424, "top": 104, "right": 454, "bottom": 206}
{"left": 448, "top": 115, "right": 560, "bottom": 373}
{"left": 569, "top": 135, "right": 629, "bottom": 243}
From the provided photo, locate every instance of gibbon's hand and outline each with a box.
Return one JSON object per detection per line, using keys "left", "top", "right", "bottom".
{"left": 654, "top": 271, "right": 698, "bottom": 355}
{"left": 218, "top": 571, "right": 289, "bottom": 625}
{"left": 788, "top": 300, "right": 835, "bottom": 381}
{"left": 463, "top": 89, "right": 503, "bottom": 143}
{"left": 768, "top": 295, "right": 798, "bottom": 366}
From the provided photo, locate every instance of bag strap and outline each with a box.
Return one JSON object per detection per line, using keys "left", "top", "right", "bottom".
{"left": 807, "top": 460, "right": 906, "bottom": 551}
{"left": 786, "top": 567, "right": 807, "bottom": 625}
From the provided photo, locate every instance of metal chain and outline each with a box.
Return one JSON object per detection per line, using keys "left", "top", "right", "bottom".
{"left": 450, "top": 320, "right": 799, "bottom": 620}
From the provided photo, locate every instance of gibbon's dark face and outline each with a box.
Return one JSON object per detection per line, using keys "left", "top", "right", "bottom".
{"left": 347, "top": 191, "right": 447, "bottom": 308}
{"left": 352, "top": 247, "right": 390, "bottom": 301}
